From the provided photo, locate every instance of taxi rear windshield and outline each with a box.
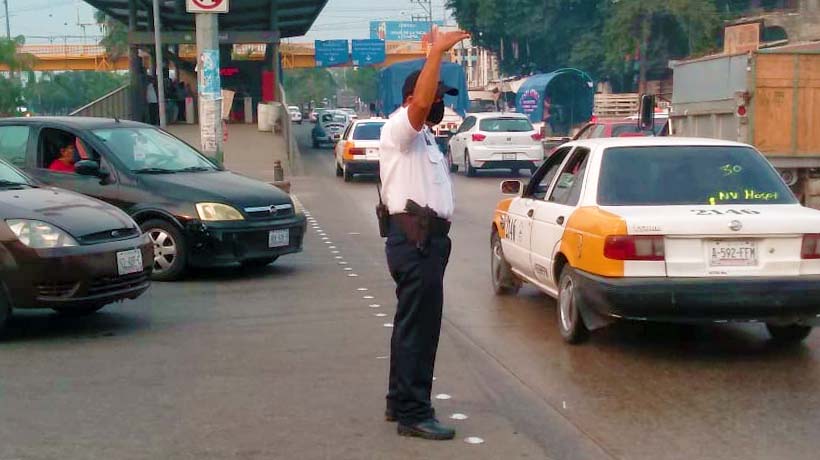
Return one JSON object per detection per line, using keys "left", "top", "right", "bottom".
{"left": 352, "top": 123, "right": 385, "bottom": 140}
{"left": 479, "top": 118, "right": 533, "bottom": 133}
{"left": 597, "top": 146, "right": 797, "bottom": 206}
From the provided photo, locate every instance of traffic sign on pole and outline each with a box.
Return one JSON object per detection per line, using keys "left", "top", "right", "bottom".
{"left": 352, "top": 39, "right": 386, "bottom": 66}
{"left": 186, "top": 0, "right": 229, "bottom": 13}
{"left": 315, "top": 40, "right": 350, "bottom": 68}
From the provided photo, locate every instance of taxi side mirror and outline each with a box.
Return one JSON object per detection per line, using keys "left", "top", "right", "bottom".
{"left": 500, "top": 180, "right": 523, "bottom": 196}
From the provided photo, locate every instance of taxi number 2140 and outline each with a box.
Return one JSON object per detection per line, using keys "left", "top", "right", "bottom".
{"left": 499, "top": 213, "right": 523, "bottom": 243}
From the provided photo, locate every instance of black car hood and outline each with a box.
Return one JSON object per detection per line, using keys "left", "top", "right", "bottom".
{"left": 0, "top": 187, "right": 135, "bottom": 237}
{"left": 137, "top": 171, "right": 291, "bottom": 208}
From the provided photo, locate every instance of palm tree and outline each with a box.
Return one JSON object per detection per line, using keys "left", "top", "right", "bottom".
{"left": 95, "top": 10, "right": 129, "bottom": 59}
{"left": 0, "top": 35, "right": 34, "bottom": 73}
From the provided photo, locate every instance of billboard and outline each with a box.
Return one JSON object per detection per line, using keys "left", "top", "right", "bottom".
{"left": 352, "top": 39, "right": 386, "bottom": 66}
{"left": 369, "top": 21, "right": 444, "bottom": 41}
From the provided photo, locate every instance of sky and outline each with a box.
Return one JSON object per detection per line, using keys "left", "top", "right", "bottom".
{"left": 4, "top": 0, "right": 453, "bottom": 44}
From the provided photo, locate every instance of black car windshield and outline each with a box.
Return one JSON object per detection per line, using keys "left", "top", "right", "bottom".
{"left": 92, "top": 128, "right": 216, "bottom": 173}
{"left": 479, "top": 118, "right": 533, "bottom": 132}
{"left": 0, "top": 160, "right": 31, "bottom": 186}
{"left": 598, "top": 146, "right": 797, "bottom": 206}
{"left": 352, "top": 122, "right": 385, "bottom": 140}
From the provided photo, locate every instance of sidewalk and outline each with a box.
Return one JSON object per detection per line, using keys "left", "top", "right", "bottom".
{"left": 167, "top": 123, "right": 294, "bottom": 181}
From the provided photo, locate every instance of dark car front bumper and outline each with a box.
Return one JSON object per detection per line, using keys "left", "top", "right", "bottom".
{"left": 2, "top": 236, "right": 153, "bottom": 310}
{"left": 185, "top": 214, "right": 307, "bottom": 267}
{"left": 574, "top": 269, "right": 820, "bottom": 324}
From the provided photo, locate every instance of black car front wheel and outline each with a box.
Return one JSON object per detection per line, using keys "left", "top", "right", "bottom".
{"left": 141, "top": 219, "right": 188, "bottom": 281}
{"left": 766, "top": 324, "right": 813, "bottom": 343}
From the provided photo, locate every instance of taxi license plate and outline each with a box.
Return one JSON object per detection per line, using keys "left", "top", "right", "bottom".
{"left": 116, "top": 249, "right": 143, "bottom": 276}
{"left": 709, "top": 240, "right": 757, "bottom": 267}
{"left": 366, "top": 148, "right": 379, "bottom": 160}
{"left": 269, "top": 229, "right": 290, "bottom": 248}
{"left": 503, "top": 153, "right": 516, "bottom": 161}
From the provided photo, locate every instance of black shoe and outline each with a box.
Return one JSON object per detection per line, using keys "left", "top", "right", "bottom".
{"left": 397, "top": 418, "right": 456, "bottom": 440}
{"left": 385, "top": 408, "right": 397, "bottom": 422}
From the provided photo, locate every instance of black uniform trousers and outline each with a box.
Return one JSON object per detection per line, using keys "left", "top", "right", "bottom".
{"left": 385, "top": 222, "right": 452, "bottom": 425}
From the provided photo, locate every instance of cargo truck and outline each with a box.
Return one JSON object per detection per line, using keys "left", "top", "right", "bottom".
{"left": 669, "top": 42, "right": 820, "bottom": 208}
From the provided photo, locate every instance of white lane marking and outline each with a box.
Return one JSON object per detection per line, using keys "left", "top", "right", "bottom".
{"left": 450, "top": 413, "right": 468, "bottom": 421}
{"left": 376, "top": 356, "right": 388, "bottom": 360}
{"left": 374, "top": 313, "right": 387, "bottom": 317}
{"left": 335, "top": 256, "right": 344, "bottom": 260}
{"left": 363, "top": 295, "right": 375, "bottom": 299}
{"left": 369, "top": 304, "right": 381, "bottom": 308}
{"left": 357, "top": 288, "right": 368, "bottom": 292}
{"left": 435, "top": 394, "right": 451, "bottom": 400}
{"left": 339, "top": 262, "right": 349, "bottom": 265}
{"left": 348, "top": 274, "right": 359, "bottom": 278}
{"left": 464, "top": 437, "right": 484, "bottom": 445}
{"left": 331, "top": 251, "right": 340, "bottom": 254}
{"left": 383, "top": 323, "right": 393, "bottom": 328}
{"left": 349, "top": 232, "right": 361, "bottom": 236}
{"left": 329, "top": 246, "right": 337, "bottom": 249}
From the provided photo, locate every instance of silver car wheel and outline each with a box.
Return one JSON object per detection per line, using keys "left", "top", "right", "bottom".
{"left": 148, "top": 228, "right": 177, "bottom": 273}
{"left": 559, "top": 275, "right": 576, "bottom": 333}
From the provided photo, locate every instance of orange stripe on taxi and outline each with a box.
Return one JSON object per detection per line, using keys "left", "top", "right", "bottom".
{"left": 560, "top": 207, "right": 627, "bottom": 277}
{"left": 493, "top": 198, "right": 514, "bottom": 239}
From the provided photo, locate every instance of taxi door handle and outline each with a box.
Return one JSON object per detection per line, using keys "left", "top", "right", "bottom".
{"left": 527, "top": 209, "right": 535, "bottom": 218}
{"left": 556, "top": 216, "right": 565, "bottom": 225}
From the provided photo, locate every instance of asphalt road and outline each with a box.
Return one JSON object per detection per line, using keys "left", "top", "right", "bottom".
{"left": 1, "top": 124, "right": 818, "bottom": 460}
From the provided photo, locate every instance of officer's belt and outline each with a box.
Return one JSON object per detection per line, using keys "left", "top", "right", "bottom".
{"left": 390, "top": 213, "right": 451, "bottom": 244}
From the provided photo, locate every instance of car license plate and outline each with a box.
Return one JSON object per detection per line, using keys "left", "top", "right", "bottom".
{"left": 116, "top": 249, "right": 143, "bottom": 276}
{"left": 269, "top": 229, "right": 290, "bottom": 248}
{"left": 503, "top": 153, "right": 516, "bottom": 161}
{"left": 709, "top": 240, "right": 757, "bottom": 267}
{"left": 366, "top": 148, "right": 379, "bottom": 160}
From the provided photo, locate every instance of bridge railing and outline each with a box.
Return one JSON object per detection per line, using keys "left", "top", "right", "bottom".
{"left": 70, "top": 84, "right": 132, "bottom": 119}
{"left": 20, "top": 44, "right": 107, "bottom": 58}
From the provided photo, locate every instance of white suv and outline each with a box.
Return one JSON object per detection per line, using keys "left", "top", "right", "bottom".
{"left": 448, "top": 113, "right": 544, "bottom": 176}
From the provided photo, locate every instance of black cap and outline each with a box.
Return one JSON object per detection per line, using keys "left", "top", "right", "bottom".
{"left": 402, "top": 70, "right": 459, "bottom": 101}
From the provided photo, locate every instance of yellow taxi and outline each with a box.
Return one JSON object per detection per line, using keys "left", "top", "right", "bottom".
{"left": 491, "top": 137, "right": 820, "bottom": 344}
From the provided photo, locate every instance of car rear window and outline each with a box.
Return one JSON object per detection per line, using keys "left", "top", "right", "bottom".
{"left": 597, "top": 146, "right": 797, "bottom": 206}
{"left": 352, "top": 123, "right": 385, "bottom": 140}
{"left": 479, "top": 118, "right": 533, "bottom": 133}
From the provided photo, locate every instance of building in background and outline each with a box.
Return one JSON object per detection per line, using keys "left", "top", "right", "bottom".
{"left": 441, "top": 27, "right": 499, "bottom": 90}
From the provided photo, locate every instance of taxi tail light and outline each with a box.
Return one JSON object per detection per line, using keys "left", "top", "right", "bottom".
{"left": 343, "top": 142, "right": 365, "bottom": 160}
{"left": 801, "top": 234, "right": 820, "bottom": 259}
{"left": 531, "top": 133, "right": 544, "bottom": 141}
{"left": 472, "top": 133, "right": 486, "bottom": 142}
{"left": 604, "top": 235, "right": 665, "bottom": 261}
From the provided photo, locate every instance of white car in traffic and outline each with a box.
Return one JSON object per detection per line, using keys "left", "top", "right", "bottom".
{"left": 491, "top": 137, "right": 820, "bottom": 344}
{"left": 334, "top": 118, "right": 387, "bottom": 182}
{"left": 449, "top": 112, "right": 544, "bottom": 176}
{"left": 288, "top": 106, "right": 303, "bottom": 124}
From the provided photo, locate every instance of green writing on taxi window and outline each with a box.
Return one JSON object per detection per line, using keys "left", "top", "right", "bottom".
{"left": 720, "top": 164, "right": 743, "bottom": 176}
{"left": 708, "top": 189, "right": 779, "bottom": 205}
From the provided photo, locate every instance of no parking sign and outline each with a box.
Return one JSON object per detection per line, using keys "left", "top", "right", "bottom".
{"left": 186, "top": 0, "right": 230, "bottom": 13}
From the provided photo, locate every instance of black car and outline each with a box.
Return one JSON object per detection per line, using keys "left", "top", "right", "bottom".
{"left": 0, "top": 117, "right": 306, "bottom": 281}
{"left": 0, "top": 158, "right": 152, "bottom": 331}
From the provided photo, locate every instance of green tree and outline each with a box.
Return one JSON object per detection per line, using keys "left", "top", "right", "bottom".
{"left": 95, "top": 10, "right": 129, "bottom": 59}
{"left": 23, "top": 71, "right": 129, "bottom": 115}
{"left": 283, "top": 68, "right": 338, "bottom": 108}
{"left": 341, "top": 67, "right": 379, "bottom": 104}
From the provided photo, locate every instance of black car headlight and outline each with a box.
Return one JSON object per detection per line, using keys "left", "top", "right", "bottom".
{"left": 6, "top": 219, "right": 79, "bottom": 248}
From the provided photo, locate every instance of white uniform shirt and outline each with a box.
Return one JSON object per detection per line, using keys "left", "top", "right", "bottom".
{"left": 146, "top": 83, "right": 158, "bottom": 104}
{"left": 379, "top": 107, "right": 455, "bottom": 220}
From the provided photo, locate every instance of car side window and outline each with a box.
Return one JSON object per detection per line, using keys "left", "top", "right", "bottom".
{"left": 575, "top": 125, "right": 593, "bottom": 140}
{"left": 38, "top": 127, "right": 101, "bottom": 174}
{"left": 342, "top": 123, "right": 353, "bottom": 140}
{"left": 526, "top": 146, "right": 573, "bottom": 200}
{"left": 0, "top": 126, "right": 31, "bottom": 167}
{"left": 590, "top": 124, "right": 606, "bottom": 138}
{"left": 548, "top": 148, "right": 590, "bottom": 206}
{"left": 459, "top": 117, "right": 475, "bottom": 133}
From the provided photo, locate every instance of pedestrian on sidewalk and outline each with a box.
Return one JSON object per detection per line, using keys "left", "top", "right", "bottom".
{"left": 378, "top": 27, "right": 470, "bottom": 441}
{"left": 146, "top": 77, "right": 159, "bottom": 126}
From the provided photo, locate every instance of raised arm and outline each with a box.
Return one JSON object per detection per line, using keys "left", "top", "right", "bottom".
{"left": 407, "top": 28, "right": 471, "bottom": 131}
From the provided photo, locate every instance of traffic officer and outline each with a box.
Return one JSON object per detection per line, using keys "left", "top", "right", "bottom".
{"left": 378, "top": 28, "right": 470, "bottom": 441}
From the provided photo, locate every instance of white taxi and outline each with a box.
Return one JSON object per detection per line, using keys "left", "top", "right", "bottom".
{"left": 334, "top": 118, "right": 386, "bottom": 182}
{"left": 491, "top": 137, "right": 820, "bottom": 344}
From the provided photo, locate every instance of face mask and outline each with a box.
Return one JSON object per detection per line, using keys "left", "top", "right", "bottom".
{"left": 427, "top": 101, "right": 445, "bottom": 125}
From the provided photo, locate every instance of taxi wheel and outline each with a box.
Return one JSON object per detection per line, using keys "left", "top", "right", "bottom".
{"left": 491, "top": 232, "right": 520, "bottom": 295}
{"left": 343, "top": 165, "right": 354, "bottom": 182}
{"left": 312, "top": 139, "right": 319, "bottom": 149}
{"left": 766, "top": 324, "right": 813, "bottom": 343}
{"left": 464, "top": 150, "right": 477, "bottom": 177}
{"left": 141, "top": 219, "right": 188, "bottom": 282}
{"left": 336, "top": 162, "right": 343, "bottom": 177}
{"left": 557, "top": 266, "right": 589, "bottom": 344}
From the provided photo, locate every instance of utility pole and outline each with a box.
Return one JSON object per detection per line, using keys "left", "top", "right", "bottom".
{"left": 4, "top": 0, "right": 10, "bottom": 39}
{"left": 411, "top": 0, "right": 434, "bottom": 34}
{"left": 152, "top": 0, "right": 167, "bottom": 127}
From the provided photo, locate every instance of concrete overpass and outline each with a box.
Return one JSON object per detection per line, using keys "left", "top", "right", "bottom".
{"left": 0, "top": 41, "right": 429, "bottom": 72}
